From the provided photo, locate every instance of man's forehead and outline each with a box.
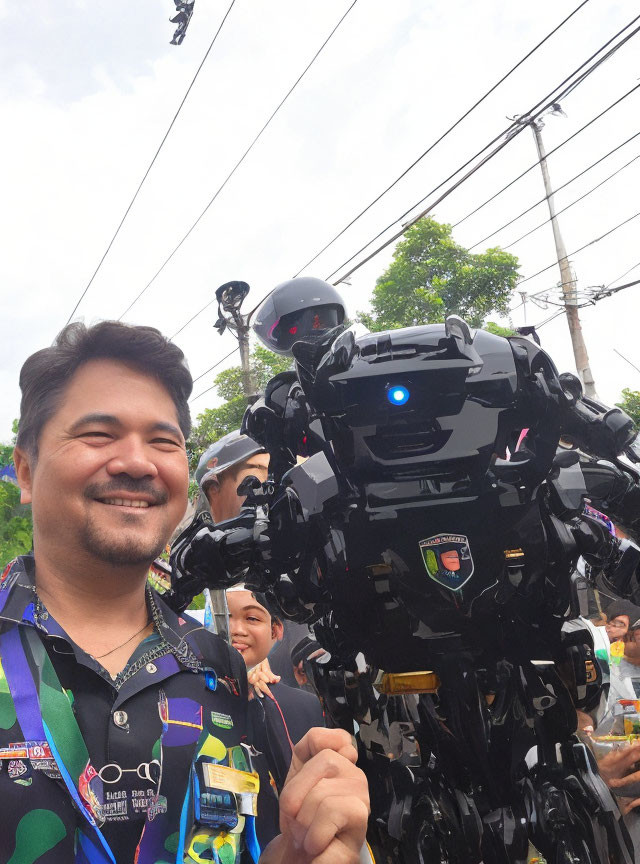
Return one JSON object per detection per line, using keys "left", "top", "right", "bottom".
{"left": 54, "top": 359, "right": 180, "bottom": 425}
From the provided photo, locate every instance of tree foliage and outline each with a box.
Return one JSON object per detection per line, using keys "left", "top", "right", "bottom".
{"left": 359, "top": 217, "right": 520, "bottom": 332}
{"left": 617, "top": 389, "right": 640, "bottom": 428}
{"left": 188, "top": 346, "right": 291, "bottom": 472}
{"left": 0, "top": 420, "right": 33, "bottom": 567}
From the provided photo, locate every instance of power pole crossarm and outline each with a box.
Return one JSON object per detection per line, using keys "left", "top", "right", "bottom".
{"left": 529, "top": 119, "right": 597, "bottom": 397}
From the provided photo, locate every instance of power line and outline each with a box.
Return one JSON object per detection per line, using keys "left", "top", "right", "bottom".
{"left": 518, "top": 208, "right": 640, "bottom": 286}
{"left": 63, "top": 0, "right": 239, "bottom": 326}
{"left": 291, "top": 0, "right": 591, "bottom": 278}
{"left": 324, "top": 16, "right": 640, "bottom": 286}
{"left": 118, "top": 0, "right": 360, "bottom": 322}
{"left": 189, "top": 346, "right": 240, "bottom": 402}
{"left": 501, "top": 149, "right": 640, "bottom": 250}
{"left": 165, "top": 10, "right": 639, "bottom": 342}
{"left": 467, "top": 129, "right": 640, "bottom": 251}
{"left": 606, "top": 260, "right": 640, "bottom": 289}
{"left": 171, "top": 297, "right": 217, "bottom": 340}
{"left": 535, "top": 308, "right": 566, "bottom": 329}
{"left": 597, "top": 277, "right": 640, "bottom": 299}
{"left": 453, "top": 82, "right": 640, "bottom": 231}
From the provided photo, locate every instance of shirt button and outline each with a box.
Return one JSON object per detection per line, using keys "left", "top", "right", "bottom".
{"left": 113, "top": 710, "right": 128, "bottom": 728}
{"left": 145, "top": 662, "right": 157, "bottom": 674}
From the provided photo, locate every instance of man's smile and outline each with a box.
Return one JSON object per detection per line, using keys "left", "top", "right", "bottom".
{"left": 97, "top": 497, "right": 155, "bottom": 509}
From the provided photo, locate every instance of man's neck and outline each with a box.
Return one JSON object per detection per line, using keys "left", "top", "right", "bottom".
{"left": 33, "top": 550, "right": 152, "bottom": 672}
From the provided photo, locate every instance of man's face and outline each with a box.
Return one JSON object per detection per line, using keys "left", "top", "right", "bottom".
{"left": 14, "top": 359, "right": 189, "bottom": 569}
{"left": 606, "top": 615, "right": 630, "bottom": 642}
{"left": 207, "top": 452, "right": 269, "bottom": 523}
{"left": 226, "top": 589, "right": 282, "bottom": 669}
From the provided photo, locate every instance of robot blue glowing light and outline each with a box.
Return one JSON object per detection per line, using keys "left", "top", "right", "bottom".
{"left": 387, "top": 385, "right": 410, "bottom": 405}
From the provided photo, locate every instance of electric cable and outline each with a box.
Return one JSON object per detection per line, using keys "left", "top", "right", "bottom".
{"left": 606, "top": 260, "right": 640, "bottom": 289}
{"left": 467, "top": 129, "right": 640, "bottom": 251}
{"left": 172, "top": 298, "right": 218, "bottom": 339}
{"left": 452, "top": 84, "right": 640, "bottom": 231}
{"left": 597, "top": 277, "right": 640, "bottom": 298}
{"left": 535, "top": 308, "right": 566, "bottom": 329}
{"left": 324, "top": 15, "right": 640, "bottom": 286}
{"left": 501, "top": 150, "right": 640, "bottom": 250}
{"left": 118, "top": 0, "right": 360, "bottom": 321}
{"left": 518, "top": 208, "right": 640, "bottom": 286}
{"left": 166, "top": 11, "right": 640, "bottom": 342}
{"left": 63, "top": 0, "right": 239, "bottom": 326}
{"left": 291, "top": 0, "right": 591, "bottom": 278}
{"left": 189, "top": 346, "right": 240, "bottom": 402}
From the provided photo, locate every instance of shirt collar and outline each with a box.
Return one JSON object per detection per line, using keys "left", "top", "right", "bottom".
{"left": 0, "top": 555, "right": 38, "bottom": 626}
{"left": 0, "top": 555, "right": 204, "bottom": 672}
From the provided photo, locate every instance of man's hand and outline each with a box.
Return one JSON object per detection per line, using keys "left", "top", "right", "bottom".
{"left": 260, "top": 728, "right": 370, "bottom": 864}
{"left": 598, "top": 739, "right": 640, "bottom": 812}
{"left": 248, "top": 658, "right": 280, "bottom": 699}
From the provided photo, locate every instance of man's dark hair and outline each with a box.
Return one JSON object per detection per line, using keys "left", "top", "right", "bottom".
{"left": 17, "top": 321, "right": 193, "bottom": 456}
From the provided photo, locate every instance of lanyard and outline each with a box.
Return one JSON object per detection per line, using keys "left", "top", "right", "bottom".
{"left": 0, "top": 623, "right": 252, "bottom": 864}
{"left": 0, "top": 626, "right": 116, "bottom": 864}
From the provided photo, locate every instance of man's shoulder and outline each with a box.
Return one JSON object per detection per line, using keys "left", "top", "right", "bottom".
{"left": 150, "top": 591, "right": 247, "bottom": 692}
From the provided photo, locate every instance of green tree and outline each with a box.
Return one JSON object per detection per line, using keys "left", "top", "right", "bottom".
{"left": 188, "top": 346, "right": 291, "bottom": 472}
{"left": 359, "top": 217, "right": 520, "bottom": 332}
{"left": 0, "top": 420, "right": 33, "bottom": 567}
{"left": 617, "top": 389, "right": 640, "bottom": 428}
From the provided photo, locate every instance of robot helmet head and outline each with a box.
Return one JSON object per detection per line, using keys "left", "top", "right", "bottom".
{"left": 253, "top": 277, "right": 346, "bottom": 356}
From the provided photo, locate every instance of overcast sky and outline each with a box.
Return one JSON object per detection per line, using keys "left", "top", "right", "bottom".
{"left": 2, "top": 0, "right": 639, "bottom": 441}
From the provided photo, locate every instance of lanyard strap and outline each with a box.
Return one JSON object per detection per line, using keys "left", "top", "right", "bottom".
{"left": 0, "top": 626, "right": 116, "bottom": 864}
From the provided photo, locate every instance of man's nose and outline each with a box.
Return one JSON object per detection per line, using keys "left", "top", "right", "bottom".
{"left": 106, "top": 437, "right": 158, "bottom": 479}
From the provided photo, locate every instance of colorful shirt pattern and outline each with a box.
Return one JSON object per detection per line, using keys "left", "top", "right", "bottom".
{"left": 0, "top": 555, "right": 261, "bottom": 864}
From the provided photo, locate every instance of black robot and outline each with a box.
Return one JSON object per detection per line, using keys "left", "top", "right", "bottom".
{"left": 170, "top": 277, "right": 640, "bottom": 864}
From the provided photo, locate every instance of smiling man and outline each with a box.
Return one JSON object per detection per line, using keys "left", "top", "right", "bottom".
{"left": 1, "top": 320, "right": 368, "bottom": 864}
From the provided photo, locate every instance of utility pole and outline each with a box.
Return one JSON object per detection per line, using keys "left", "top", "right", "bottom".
{"left": 528, "top": 117, "right": 597, "bottom": 397}
{"left": 213, "top": 280, "right": 257, "bottom": 401}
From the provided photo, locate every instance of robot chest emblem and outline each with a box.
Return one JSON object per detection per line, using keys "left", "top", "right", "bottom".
{"left": 418, "top": 534, "right": 474, "bottom": 591}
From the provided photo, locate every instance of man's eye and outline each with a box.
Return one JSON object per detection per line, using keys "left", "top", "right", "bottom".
{"left": 151, "top": 438, "right": 181, "bottom": 447}
{"left": 79, "top": 431, "right": 112, "bottom": 439}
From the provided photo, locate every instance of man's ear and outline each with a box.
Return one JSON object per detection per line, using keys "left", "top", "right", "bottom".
{"left": 13, "top": 447, "right": 34, "bottom": 505}
{"left": 272, "top": 619, "right": 284, "bottom": 642}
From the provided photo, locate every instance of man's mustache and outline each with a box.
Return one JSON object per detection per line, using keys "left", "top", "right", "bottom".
{"left": 84, "top": 476, "right": 169, "bottom": 506}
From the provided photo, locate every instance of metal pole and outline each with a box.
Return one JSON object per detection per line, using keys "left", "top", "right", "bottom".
{"left": 529, "top": 120, "right": 597, "bottom": 397}
{"left": 237, "top": 319, "right": 254, "bottom": 399}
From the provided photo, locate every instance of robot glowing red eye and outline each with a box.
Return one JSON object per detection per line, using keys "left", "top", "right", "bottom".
{"left": 289, "top": 326, "right": 298, "bottom": 335}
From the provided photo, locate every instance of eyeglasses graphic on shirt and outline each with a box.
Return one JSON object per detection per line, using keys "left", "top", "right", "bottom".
{"left": 98, "top": 760, "right": 161, "bottom": 784}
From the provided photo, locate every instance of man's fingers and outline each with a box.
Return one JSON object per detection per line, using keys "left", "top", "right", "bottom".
{"left": 281, "top": 749, "right": 357, "bottom": 821}
{"left": 308, "top": 838, "right": 366, "bottom": 864}
{"left": 290, "top": 728, "right": 357, "bottom": 775}
{"left": 609, "top": 768, "right": 640, "bottom": 789}
{"left": 619, "top": 796, "right": 640, "bottom": 816}
{"left": 300, "top": 794, "right": 370, "bottom": 858}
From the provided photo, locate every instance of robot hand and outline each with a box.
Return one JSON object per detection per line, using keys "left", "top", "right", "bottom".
{"left": 166, "top": 509, "right": 270, "bottom": 612}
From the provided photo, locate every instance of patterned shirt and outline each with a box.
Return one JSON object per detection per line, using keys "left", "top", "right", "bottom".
{"left": 0, "top": 555, "right": 262, "bottom": 864}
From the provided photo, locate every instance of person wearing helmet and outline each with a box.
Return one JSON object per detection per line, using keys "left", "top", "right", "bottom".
{"left": 253, "top": 276, "right": 346, "bottom": 356}
{"left": 196, "top": 430, "right": 314, "bottom": 690}
{"left": 196, "top": 429, "right": 270, "bottom": 523}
